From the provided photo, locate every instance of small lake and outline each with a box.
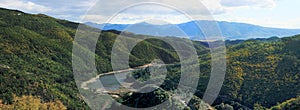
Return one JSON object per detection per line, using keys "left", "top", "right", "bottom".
{"left": 87, "top": 70, "right": 134, "bottom": 91}
{"left": 85, "top": 63, "right": 165, "bottom": 92}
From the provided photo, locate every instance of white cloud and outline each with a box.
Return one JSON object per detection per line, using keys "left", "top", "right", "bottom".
{"left": 87, "top": 0, "right": 225, "bottom": 16}
{"left": 220, "top": 0, "right": 276, "bottom": 8}
{"left": 82, "top": 0, "right": 224, "bottom": 24}
{"left": 81, "top": 13, "right": 193, "bottom": 24}
{"left": 4, "top": 0, "right": 294, "bottom": 28}
{"left": 82, "top": 0, "right": 279, "bottom": 24}
{"left": 0, "top": 0, "right": 51, "bottom": 13}
{"left": 81, "top": 1, "right": 221, "bottom": 24}
{"left": 0, "top": 0, "right": 278, "bottom": 24}
{"left": 0, "top": 0, "right": 277, "bottom": 19}
{"left": 200, "top": 0, "right": 227, "bottom": 14}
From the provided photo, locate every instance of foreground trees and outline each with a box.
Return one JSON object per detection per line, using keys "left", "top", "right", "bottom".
{"left": 0, "top": 95, "right": 66, "bottom": 110}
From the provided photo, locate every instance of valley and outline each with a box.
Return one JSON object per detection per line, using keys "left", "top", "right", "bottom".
{"left": 0, "top": 7, "right": 299, "bottom": 110}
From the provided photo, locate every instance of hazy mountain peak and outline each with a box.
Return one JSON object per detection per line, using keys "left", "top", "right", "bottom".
{"left": 85, "top": 20, "right": 300, "bottom": 40}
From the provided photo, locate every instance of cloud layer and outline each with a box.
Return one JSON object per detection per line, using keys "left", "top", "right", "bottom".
{"left": 0, "top": 0, "right": 51, "bottom": 13}
{"left": 4, "top": 0, "right": 298, "bottom": 28}
{"left": 0, "top": 0, "right": 275, "bottom": 23}
{"left": 220, "top": 0, "right": 276, "bottom": 8}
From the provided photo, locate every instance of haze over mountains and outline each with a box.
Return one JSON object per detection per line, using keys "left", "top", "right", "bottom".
{"left": 86, "top": 21, "right": 300, "bottom": 40}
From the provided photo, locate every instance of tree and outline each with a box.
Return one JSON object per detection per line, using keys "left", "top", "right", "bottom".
{"left": 0, "top": 95, "right": 67, "bottom": 110}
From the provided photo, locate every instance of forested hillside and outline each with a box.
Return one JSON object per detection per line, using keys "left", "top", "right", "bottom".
{"left": 0, "top": 7, "right": 299, "bottom": 110}
{"left": 0, "top": 8, "right": 188, "bottom": 109}
{"left": 126, "top": 35, "right": 300, "bottom": 109}
{"left": 219, "top": 36, "right": 300, "bottom": 109}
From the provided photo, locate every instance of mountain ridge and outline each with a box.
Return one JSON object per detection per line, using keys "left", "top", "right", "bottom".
{"left": 85, "top": 20, "right": 300, "bottom": 40}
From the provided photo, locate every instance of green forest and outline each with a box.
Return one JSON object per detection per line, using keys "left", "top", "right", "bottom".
{"left": 0, "top": 8, "right": 299, "bottom": 109}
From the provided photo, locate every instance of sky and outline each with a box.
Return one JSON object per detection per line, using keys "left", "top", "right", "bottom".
{"left": 0, "top": 0, "right": 299, "bottom": 28}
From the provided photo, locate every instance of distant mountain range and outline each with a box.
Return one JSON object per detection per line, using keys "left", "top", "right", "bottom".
{"left": 85, "top": 21, "right": 300, "bottom": 40}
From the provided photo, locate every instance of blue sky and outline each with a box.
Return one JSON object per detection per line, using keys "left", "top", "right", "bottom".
{"left": 0, "top": 0, "right": 299, "bottom": 28}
